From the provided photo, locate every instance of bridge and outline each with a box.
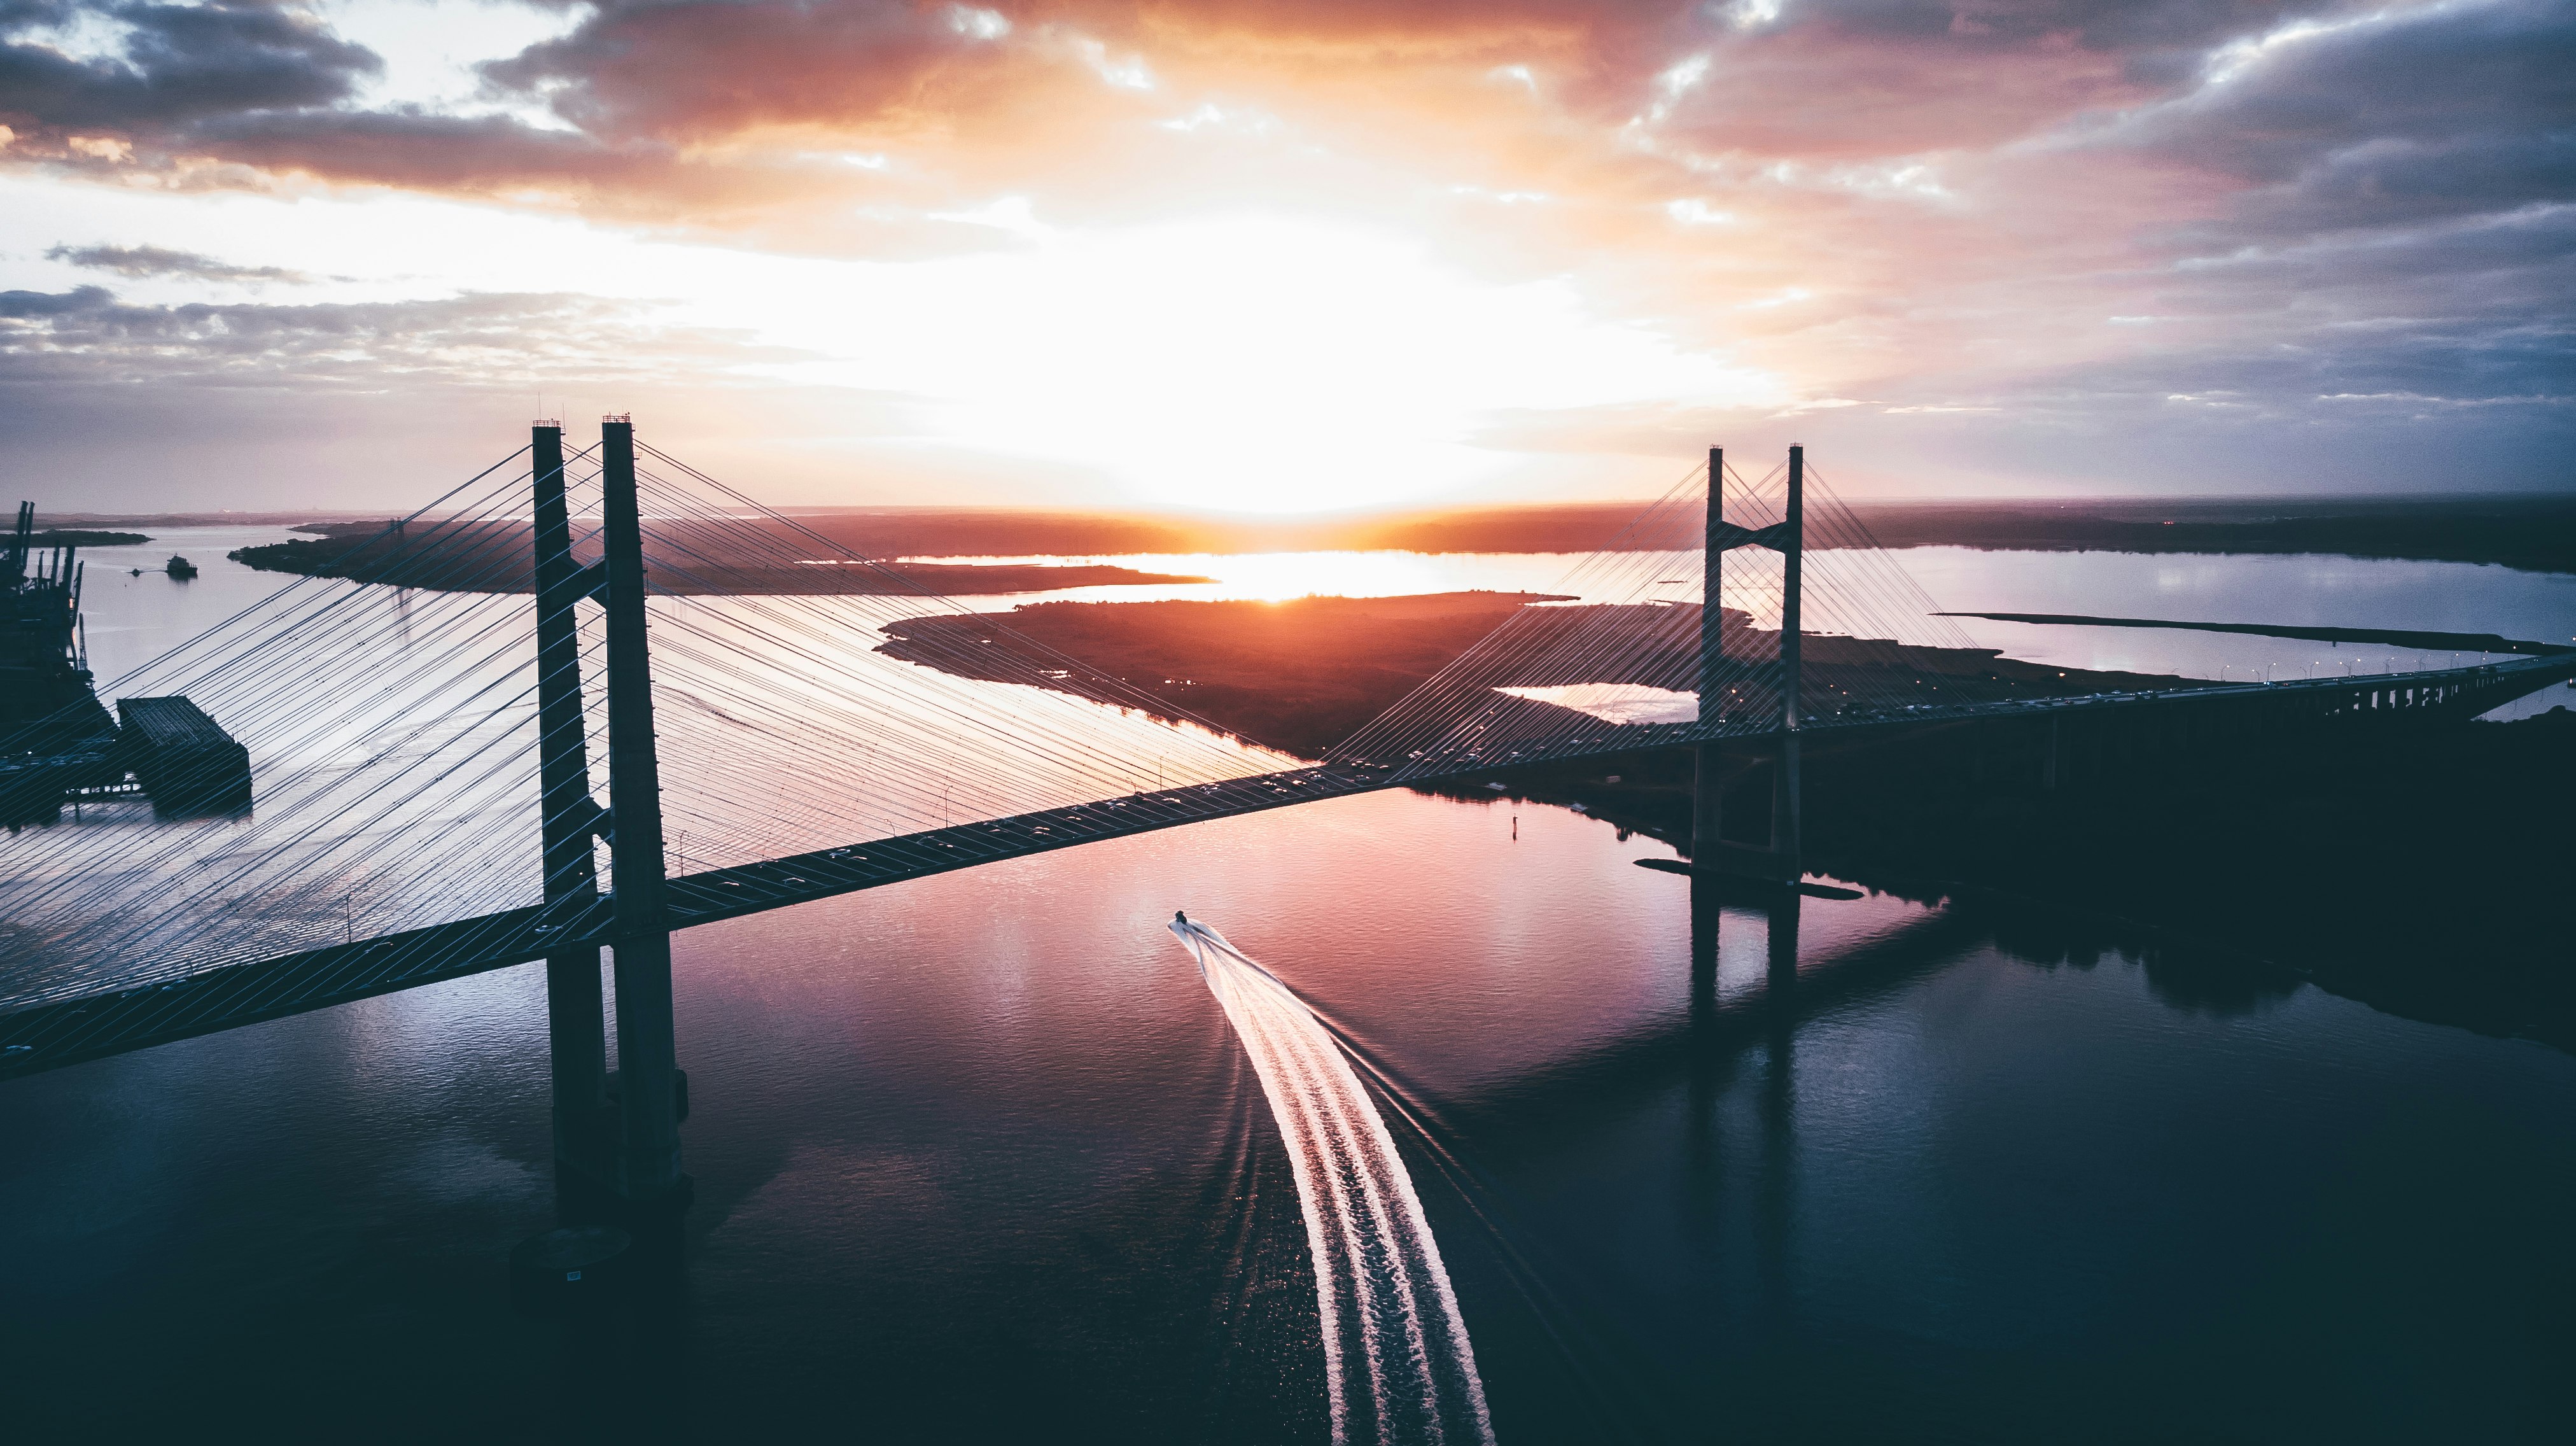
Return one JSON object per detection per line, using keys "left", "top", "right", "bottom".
{"left": 4, "top": 421, "right": 2566, "bottom": 1221}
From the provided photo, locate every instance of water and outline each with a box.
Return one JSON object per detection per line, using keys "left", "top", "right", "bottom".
{"left": 1173, "top": 916, "right": 1492, "bottom": 1445}
{"left": 6, "top": 790, "right": 2571, "bottom": 1439}
{"left": 4, "top": 536, "right": 2573, "bottom": 1439}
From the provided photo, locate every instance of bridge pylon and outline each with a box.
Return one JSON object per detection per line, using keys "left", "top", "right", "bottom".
{"left": 531, "top": 421, "right": 611, "bottom": 1188}
{"left": 598, "top": 416, "right": 690, "bottom": 1212}
{"left": 1691, "top": 444, "right": 1804, "bottom": 881}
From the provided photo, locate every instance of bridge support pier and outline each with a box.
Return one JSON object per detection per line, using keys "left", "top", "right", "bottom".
{"left": 601, "top": 416, "right": 690, "bottom": 1213}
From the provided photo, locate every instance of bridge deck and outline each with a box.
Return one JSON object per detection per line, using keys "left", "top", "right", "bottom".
{"left": 0, "top": 766, "right": 1380, "bottom": 1078}
{"left": 5, "top": 654, "right": 2567, "bottom": 1081}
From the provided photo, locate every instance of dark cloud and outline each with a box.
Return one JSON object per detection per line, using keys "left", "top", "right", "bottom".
{"left": 0, "top": 281, "right": 110, "bottom": 316}
{"left": 479, "top": 0, "right": 979, "bottom": 143}
{"left": 1609, "top": 3, "right": 2307, "bottom": 167}
{"left": 2164, "top": 200, "right": 2576, "bottom": 326}
{"left": 2089, "top": 307, "right": 2576, "bottom": 418}
{"left": 190, "top": 106, "right": 669, "bottom": 194}
{"left": 0, "top": 0, "right": 377, "bottom": 138}
{"left": 1789, "top": 0, "right": 2302, "bottom": 52}
{"left": 2117, "top": 0, "right": 2576, "bottom": 239}
{"left": 45, "top": 242, "right": 310, "bottom": 283}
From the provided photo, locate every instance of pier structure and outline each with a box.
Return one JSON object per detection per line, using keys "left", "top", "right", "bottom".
{"left": 1, "top": 502, "right": 247, "bottom": 821}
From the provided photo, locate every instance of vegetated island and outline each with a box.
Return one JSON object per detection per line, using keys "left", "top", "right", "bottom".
{"left": 883, "top": 593, "right": 1562, "bottom": 754}
{"left": 876, "top": 593, "right": 2197, "bottom": 756}
{"left": 228, "top": 519, "right": 1212, "bottom": 596}
{"left": 29, "top": 530, "right": 148, "bottom": 547}
{"left": 1824, "top": 495, "right": 2576, "bottom": 574}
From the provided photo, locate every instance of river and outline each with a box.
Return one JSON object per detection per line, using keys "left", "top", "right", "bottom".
{"left": 4, "top": 529, "right": 2572, "bottom": 1440}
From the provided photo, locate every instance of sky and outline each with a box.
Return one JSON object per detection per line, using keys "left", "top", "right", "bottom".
{"left": 0, "top": 0, "right": 2569, "bottom": 514}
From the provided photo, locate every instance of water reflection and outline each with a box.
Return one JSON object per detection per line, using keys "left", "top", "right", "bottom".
{"left": 1758, "top": 890, "right": 1798, "bottom": 1349}
{"left": 5, "top": 787, "right": 2575, "bottom": 1440}
{"left": 1977, "top": 901, "right": 2305, "bottom": 1017}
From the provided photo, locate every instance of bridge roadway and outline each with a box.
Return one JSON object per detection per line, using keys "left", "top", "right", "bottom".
{"left": 4, "top": 653, "right": 2568, "bottom": 1081}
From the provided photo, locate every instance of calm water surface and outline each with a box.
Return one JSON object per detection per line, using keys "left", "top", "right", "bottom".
{"left": 4, "top": 535, "right": 2572, "bottom": 1440}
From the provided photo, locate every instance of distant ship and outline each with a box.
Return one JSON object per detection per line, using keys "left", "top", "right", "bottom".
{"left": 164, "top": 555, "right": 197, "bottom": 579}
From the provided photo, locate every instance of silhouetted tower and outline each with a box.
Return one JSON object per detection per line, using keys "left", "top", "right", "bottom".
{"left": 526, "top": 416, "right": 688, "bottom": 1215}
{"left": 599, "top": 416, "right": 689, "bottom": 1209}
{"left": 1691, "top": 444, "right": 1803, "bottom": 880}
{"left": 1693, "top": 447, "right": 1728, "bottom": 857}
{"left": 1777, "top": 444, "right": 1804, "bottom": 867}
{"left": 530, "top": 421, "right": 610, "bottom": 1184}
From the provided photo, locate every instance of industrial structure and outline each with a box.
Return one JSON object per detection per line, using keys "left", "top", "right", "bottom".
{"left": 0, "top": 503, "right": 249, "bottom": 823}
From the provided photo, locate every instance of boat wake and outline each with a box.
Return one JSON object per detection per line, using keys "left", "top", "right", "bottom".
{"left": 1169, "top": 916, "right": 1495, "bottom": 1446}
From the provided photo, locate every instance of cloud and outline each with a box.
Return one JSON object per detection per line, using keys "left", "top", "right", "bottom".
{"left": 2104, "top": 0, "right": 2576, "bottom": 241}
{"left": 1, "top": 0, "right": 2569, "bottom": 498}
{"left": 0, "top": 281, "right": 802, "bottom": 391}
{"left": 0, "top": 0, "right": 377, "bottom": 136}
{"left": 45, "top": 241, "right": 309, "bottom": 283}
{"left": 475, "top": 0, "right": 1017, "bottom": 145}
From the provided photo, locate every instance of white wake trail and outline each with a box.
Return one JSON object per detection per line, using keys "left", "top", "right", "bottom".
{"left": 1170, "top": 917, "right": 1495, "bottom": 1446}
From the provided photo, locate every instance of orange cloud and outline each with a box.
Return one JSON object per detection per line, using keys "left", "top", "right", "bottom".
{"left": 4, "top": 0, "right": 2568, "bottom": 501}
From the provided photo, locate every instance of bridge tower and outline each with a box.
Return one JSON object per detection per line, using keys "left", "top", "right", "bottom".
{"left": 1691, "top": 444, "right": 1804, "bottom": 881}
{"left": 528, "top": 416, "right": 689, "bottom": 1217}
{"left": 1779, "top": 443, "right": 1805, "bottom": 870}
{"left": 598, "top": 416, "right": 690, "bottom": 1210}
{"left": 1693, "top": 447, "right": 1727, "bottom": 857}
{"left": 531, "top": 421, "right": 610, "bottom": 1185}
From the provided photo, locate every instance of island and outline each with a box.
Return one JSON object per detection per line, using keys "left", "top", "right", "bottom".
{"left": 876, "top": 593, "right": 2197, "bottom": 756}
{"left": 881, "top": 593, "right": 1564, "bottom": 754}
{"left": 226, "top": 519, "right": 1213, "bottom": 596}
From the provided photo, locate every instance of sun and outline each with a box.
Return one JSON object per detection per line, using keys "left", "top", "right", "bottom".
{"left": 764, "top": 212, "right": 1775, "bottom": 513}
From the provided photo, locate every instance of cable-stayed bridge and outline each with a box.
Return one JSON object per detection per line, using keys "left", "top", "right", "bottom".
{"left": 4, "top": 421, "right": 2567, "bottom": 1213}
